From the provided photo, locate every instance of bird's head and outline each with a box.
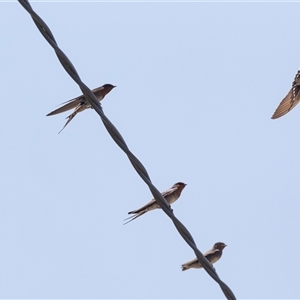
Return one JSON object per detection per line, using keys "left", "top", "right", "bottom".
{"left": 173, "top": 182, "right": 187, "bottom": 192}
{"left": 102, "top": 84, "right": 116, "bottom": 96}
{"left": 213, "top": 242, "right": 227, "bottom": 250}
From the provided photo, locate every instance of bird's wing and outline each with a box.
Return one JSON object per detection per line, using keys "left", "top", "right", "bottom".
{"left": 182, "top": 257, "right": 199, "bottom": 266}
{"left": 92, "top": 86, "right": 105, "bottom": 98}
{"left": 271, "top": 89, "right": 300, "bottom": 119}
{"left": 127, "top": 198, "right": 157, "bottom": 214}
{"left": 46, "top": 96, "right": 84, "bottom": 116}
{"left": 272, "top": 71, "right": 300, "bottom": 119}
{"left": 161, "top": 186, "right": 176, "bottom": 197}
{"left": 181, "top": 257, "right": 201, "bottom": 271}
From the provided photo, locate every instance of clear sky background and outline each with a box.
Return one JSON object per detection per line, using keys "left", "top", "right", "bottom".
{"left": 1, "top": 1, "right": 300, "bottom": 299}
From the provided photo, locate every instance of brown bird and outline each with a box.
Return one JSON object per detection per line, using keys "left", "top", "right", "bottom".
{"left": 47, "top": 84, "right": 116, "bottom": 133}
{"left": 272, "top": 71, "right": 300, "bottom": 119}
{"left": 124, "top": 182, "right": 187, "bottom": 225}
{"left": 181, "top": 242, "right": 227, "bottom": 271}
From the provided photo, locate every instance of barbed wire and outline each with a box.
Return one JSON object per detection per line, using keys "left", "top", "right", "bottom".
{"left": 17, "top": 1, "right": 236, "bottom": 299}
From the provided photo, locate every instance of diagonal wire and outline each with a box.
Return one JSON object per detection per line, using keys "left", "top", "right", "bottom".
{"left": 17, "top": 1, "right": 236, "bottom": 299}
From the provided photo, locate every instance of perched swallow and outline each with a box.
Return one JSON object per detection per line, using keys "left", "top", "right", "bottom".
{"left": 124, "top": 182, "right": 187, "bottom": 225}
{"left": 181, "top": 242, "right": 227, "bottom": 271}
{"left": 272, "top": 70, "right": 300, "bottom": 119}
{"left": 47, "top": 84, "right": 116, "bottom": 133}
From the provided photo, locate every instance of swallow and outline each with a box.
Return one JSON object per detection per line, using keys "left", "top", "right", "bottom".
{"left": 46, "top": 84, "right": 116, "bottom": 133}
{"left": 181, "top": 242, "right": 227, "bottom": 271}
{"left": 271, "top": 70, "right": 300, "bottom": 119}
{"left": 124, "top": 182, "right": 187, "bottom": 225}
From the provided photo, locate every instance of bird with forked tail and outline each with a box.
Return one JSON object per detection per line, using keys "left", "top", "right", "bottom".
{"left": 124, "top": 182, "right": 187, "bottom": 225}
{"left": 47, "top": 84, "right": 116, "bottom": 133}
{"left": 181, "top": 242, "right": 227, "bottom": 271}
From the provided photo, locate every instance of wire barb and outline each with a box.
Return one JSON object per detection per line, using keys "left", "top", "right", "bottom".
{"left": 17, "top": 1, "right": 236, "bottom": 299}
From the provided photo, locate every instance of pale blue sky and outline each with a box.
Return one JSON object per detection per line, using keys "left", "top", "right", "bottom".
{"left": 1, "top": 1, "right": 300, "bottom": 299}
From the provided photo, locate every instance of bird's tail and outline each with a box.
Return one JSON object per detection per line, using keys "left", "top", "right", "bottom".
{"left": 181, "top": 265, "right": 189, "bottom": 271}
{"left": 58, "top": 111, "right": 77, "bottom": 134}
{"left": 123, "top": 211, "right": 147, "bottom": 225}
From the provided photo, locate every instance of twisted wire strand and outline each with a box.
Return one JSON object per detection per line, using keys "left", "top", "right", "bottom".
{"left": 18, "top": 1, "right": 236, "bottom": 299}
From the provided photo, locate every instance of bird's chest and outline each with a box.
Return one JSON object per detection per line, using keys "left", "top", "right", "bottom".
{"left": 167, "top": 193, "right": 178, "bottom": 205}
{"left": 210, "top": 252, "right": 221, "bottom": 264}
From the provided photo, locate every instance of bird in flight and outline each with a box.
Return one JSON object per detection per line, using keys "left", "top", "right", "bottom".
{"left": 46, "top": 84, "right": 116, "bottom": 133}
{"left": 124, "top": 182, "right": 187, "bottom": 225}
{"left": 181, "top": 242, "right": 227, "bottom": 271}
{"left": 272, "top": 71, "right": 300, "bottom": 119}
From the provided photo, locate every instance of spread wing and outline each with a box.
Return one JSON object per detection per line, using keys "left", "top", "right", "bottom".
{"left": 271, "top": 89, "right": 300, "bottom": 119}
{"left": 272, "top": 71, "right": 300, "bottom": 119}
